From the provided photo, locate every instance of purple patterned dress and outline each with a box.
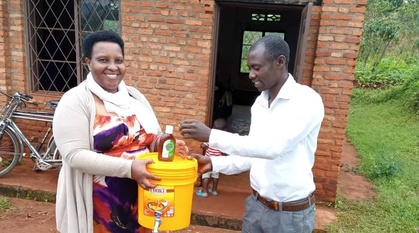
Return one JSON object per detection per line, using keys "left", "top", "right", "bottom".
{"left": 92, "top": 114, "right": 155, "bottom": 233}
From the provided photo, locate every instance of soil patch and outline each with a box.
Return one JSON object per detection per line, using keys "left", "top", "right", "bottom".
{"left": 338, "top": 141, "right": 376, "bottom": 200}
{"left": 0, "top": 198, "right": 57, "bottom": 233}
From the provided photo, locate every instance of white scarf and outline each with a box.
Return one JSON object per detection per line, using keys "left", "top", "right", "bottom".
{"left": 86, "top": 72, "right": 159, "bottom": 134}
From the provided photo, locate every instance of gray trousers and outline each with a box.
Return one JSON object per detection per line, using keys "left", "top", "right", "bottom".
{"left": 242, "top": 195, "right": 315, "bottom": 233}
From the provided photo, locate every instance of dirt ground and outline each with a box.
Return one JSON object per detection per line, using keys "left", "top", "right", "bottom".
{"left": 0, "top": 198, "right": 240, "bottom": 233}
{"left": 0, "top": 141, "right": 375, "bottom": 233}
{"left": 337, "top": 140, "right": 376, "bottom": 201}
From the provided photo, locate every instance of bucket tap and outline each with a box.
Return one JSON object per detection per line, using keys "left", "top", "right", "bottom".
{"left": 152, "top": 211, "right": 162, "bottom": 233}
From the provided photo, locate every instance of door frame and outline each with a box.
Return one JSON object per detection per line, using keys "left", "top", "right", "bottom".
{"left": 208, "top": 1, "right": 312, "bottom": 126}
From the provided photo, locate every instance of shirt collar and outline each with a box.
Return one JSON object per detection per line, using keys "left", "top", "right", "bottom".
{"left": 261, "top": 73, "right": 297, "bottom": 101}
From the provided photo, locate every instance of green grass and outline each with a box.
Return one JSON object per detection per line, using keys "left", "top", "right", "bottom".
{"left": 327, "top": 88, "right": 419, "bottom": 233}
{"left": 0, "top": 196, "right": 13, "bottom": 218}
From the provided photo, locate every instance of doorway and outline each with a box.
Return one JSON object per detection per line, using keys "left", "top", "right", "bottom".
{"left": 210, "top": 1, "right": 311, "bottom": 135}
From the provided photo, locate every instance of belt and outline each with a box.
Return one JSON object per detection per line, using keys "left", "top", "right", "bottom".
{"left": 252, "top": 189, "right": 315, "bottom": 211}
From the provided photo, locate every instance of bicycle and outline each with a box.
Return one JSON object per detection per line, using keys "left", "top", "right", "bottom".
{"left": 0, "top": 89, "right": 61, "bottom": 177}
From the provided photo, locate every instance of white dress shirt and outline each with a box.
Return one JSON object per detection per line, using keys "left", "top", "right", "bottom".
{"left": 210, "top": 74, "right": 324, "bottom": 202}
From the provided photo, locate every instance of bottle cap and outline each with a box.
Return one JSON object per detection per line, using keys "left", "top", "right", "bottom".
{"left": 165, "top": 125, "right": 174, "bottom": 134}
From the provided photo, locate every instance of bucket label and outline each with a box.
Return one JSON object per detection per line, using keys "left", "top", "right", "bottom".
{"left": 143, "top": 185, "right": 175, "bottom": 218}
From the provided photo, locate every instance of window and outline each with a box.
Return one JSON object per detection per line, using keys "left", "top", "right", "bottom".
{"left": 240, "top": 31, "right": 285, "bottom": 73}
{"left": 25, "top": 0, "right": 120, "bottom": 92}
{"left": 239, "top": 12, "right": 284, "bottom": 73}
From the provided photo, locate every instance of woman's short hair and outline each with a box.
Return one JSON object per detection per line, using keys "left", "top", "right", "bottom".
{"left": 82, "top": 30, "right": 124, "bottom": 59}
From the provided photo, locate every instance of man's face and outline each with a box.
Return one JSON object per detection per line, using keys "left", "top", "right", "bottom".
{"left": 247, "top": 45, "right": 279, "bottom": 92}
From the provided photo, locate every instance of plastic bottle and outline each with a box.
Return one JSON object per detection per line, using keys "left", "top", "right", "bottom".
{"left": 158, "top": 125, "right": 176, "bottom": 161}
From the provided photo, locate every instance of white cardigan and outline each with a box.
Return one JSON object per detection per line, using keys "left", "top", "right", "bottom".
{"left": 53, "top": 81, "right": 162, "bottom": 233}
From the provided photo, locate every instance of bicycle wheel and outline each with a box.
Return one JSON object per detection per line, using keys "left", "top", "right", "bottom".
{"left": 0, "top": 127, "right": 21, "bottom": 177}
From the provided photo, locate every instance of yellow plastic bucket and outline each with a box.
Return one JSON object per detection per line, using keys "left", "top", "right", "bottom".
{"left": 137, "top": 152, "right": 197, "bottom": 231}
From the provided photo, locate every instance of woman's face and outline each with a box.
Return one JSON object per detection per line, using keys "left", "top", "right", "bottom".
{"left": 85, "top": 41, "right": 125, "bottom": 93}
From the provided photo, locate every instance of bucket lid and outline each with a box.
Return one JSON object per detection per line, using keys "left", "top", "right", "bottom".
{"left": 137, "top": 152, "right": 197, "bottom": 171}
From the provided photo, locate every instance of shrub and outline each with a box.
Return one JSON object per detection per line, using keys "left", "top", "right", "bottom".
{"left": 363, "top": 151, "right": 401, "bottom": 180}
{"left": 355, "top": 58, "right": 410, "bottom": 89}
{"left": 353, "top": 62, "right": 419, "bottom": 115}
{"left": 401, "top": 66, "right": 419, "bottom": 114}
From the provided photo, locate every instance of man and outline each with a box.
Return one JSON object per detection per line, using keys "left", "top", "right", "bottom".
{"left": 179, "top": 35, "right": 324, "bottom": 233}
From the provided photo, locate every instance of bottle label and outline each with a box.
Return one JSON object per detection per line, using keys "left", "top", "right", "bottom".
{"left": 162, "top": 139, "right": 175, "bottom": 159}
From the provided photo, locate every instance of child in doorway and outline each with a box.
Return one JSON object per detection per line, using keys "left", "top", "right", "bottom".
{"left": 196, "top": 118, "right": 228, "bottom": 198}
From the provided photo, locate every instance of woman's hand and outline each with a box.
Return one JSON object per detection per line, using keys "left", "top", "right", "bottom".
{"left": 131, "top": 159, "right": 161, "bottom": 189}
{"left": 175, "top": 139, "right": 189, "bottom": 158}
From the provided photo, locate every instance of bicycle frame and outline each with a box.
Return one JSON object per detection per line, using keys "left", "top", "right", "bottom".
{"left": 7, "top": 111, "right": 57, "bottom": 162}
{"left": 0, "top": 90, "right": 60, "bottom": 176}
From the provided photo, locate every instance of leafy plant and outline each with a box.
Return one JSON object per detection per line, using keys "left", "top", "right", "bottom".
{"left": 401, "top": 67, "right": 419, "bottom": 114}
{"left": 364, "top": 151, "right": 401, "bottom": 179}
{"left": 355, "top": 57, "right": 413, "bottom": 89}
{"left": 0, "top": 197, "right": 13, "bottom": 218}
{"left": 359, "top": 0, "right": 419, "bottom": 67}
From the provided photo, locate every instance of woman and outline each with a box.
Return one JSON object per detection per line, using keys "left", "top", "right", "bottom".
{"left": 53, "top": 30, "right": 188, "bottom": 233}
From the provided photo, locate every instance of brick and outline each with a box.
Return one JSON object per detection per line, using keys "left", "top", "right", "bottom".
{"left": 326, "top": 59, "right": 347, "bottom": 65}
{"left": 322, "top": 6, "right": 338, "bottom": 12}
{"left": 343, "top": 52, "right": 358, "bottom": 59}
{"left": 345, "top": 37, "right": 361, "bottom": 44}
{"left": 351, "top": 6, "right": 366, "bottom": 14}
{"left": 331, "top": 13, "right": 354, "bottom": 20}
{"left": 313, "top": 65, "right": 331, "bottom": 72}
{"left": 357, "top": 0, "right": 368, "bottom": 6}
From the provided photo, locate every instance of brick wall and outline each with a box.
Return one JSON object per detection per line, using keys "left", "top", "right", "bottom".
{"left": 122, "top": 0, "right": 215, "bottom": 151}
{"left": 0, "top": 0, "right": 367, "bottom": 203}
{"left": 0, "top": 0, "right": 26, "bottom": 93}
{"left": 0, "top": 1, "right": 12, "bottom": 93}
{"left": 310, "top": 0, "right": 366, "bottom": 203}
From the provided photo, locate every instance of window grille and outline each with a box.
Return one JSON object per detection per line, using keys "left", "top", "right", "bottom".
{"left": 251, "top": 13, "right": 281, "bottom": 22}
{"left": 25, "top": 0, "right": 120, "bottom": 92}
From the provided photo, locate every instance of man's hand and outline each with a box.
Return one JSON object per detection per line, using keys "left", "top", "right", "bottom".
{"left": 175, "top": 139, "right": 189, "bottom": 158}
{"left": 179, "top": 119, "right": 211, "bottom": 142}
{"left": 131, "top": 159, "right": 161, "bottom": 189}
{"left": 188, "top": 153, "right": 212, "bottom": 174}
